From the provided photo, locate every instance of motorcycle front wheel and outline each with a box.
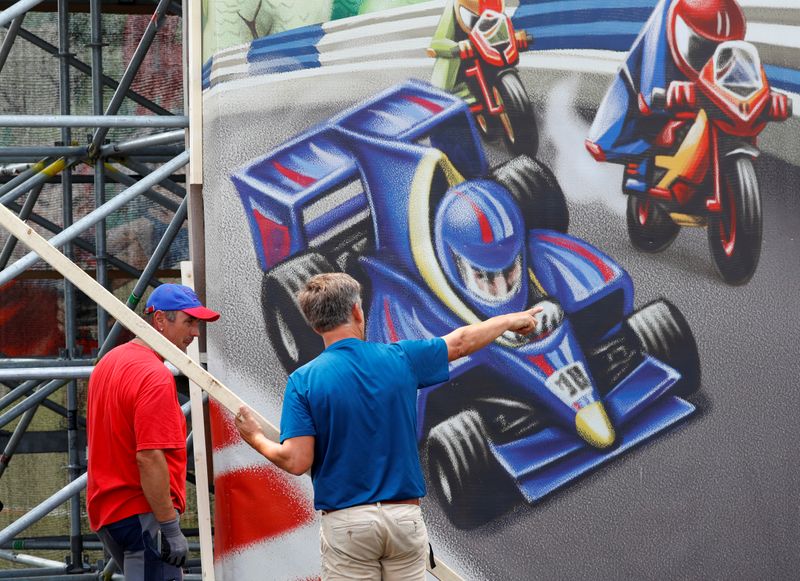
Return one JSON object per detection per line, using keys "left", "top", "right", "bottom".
{"left": 707, "top": 155, "right": 762, "bottom": 285}
{"left": 626, "top": 195, "right": 680, "bottom": 253}
{"left": 494, "top": 70, "right": 539, "bottom": 158}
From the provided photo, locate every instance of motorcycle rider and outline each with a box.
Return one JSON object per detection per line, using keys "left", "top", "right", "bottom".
{"left": 588, "top": 0, "right": 747, "bottom": 162}
{"left": 668, "top": 0, "right": 746, "bottom": 79}
{"left": 428, "top": 0, "right": 502, "bottom": 95}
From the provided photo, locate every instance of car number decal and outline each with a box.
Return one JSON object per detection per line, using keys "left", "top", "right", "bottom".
{"left": 546, "top": 361, "right": 594, "bottom": 409}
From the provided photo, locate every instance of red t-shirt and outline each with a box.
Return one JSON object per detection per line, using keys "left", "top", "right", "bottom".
{"left": 86, "top": 341, "right": 187, "bottom": 530}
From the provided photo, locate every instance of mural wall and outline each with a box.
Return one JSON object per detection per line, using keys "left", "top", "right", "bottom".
{"left": 202, "top": 1, "right": 800, "bottom": 579}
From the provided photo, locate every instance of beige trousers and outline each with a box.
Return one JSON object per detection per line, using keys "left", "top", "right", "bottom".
{"left": 320, "top": 502, "right": 429, "bottom": 580}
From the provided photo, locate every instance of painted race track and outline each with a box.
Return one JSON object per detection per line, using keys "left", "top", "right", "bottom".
{"left": 203, "top": 64, "right": 800, "bottom": 580}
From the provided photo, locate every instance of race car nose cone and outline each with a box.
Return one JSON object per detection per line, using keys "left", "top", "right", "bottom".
{"left": 575, "top": 402, "right": 616, "bottom": 449}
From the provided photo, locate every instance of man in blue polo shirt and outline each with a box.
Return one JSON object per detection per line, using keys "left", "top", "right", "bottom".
{"left": 236, "top": 272, "right": 553, "bottom": 580}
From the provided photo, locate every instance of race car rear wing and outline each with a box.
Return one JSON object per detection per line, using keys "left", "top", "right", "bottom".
{"left": 233, "top": 80, "right": 486, "bottom": 272}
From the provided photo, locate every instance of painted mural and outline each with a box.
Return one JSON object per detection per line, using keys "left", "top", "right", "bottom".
{"left": 202, "top": 0, "right": 800, "bottom": 579}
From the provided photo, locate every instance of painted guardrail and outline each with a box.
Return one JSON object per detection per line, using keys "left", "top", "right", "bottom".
{"left": 202, "top": 0, "right": 800, "bottom": 98}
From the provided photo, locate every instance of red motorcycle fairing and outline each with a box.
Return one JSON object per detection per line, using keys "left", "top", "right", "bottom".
{"left": 695, "top": 54, "right": 769, "bottom": 137}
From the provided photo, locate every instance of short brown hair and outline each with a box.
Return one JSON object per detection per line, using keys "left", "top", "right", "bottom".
{"left": 297, "top": 273, "right": 361, "bottom": 332}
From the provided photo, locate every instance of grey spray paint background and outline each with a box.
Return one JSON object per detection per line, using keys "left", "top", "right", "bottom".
{"left": 202, "top": 48, "right": 800, "bottom": 581}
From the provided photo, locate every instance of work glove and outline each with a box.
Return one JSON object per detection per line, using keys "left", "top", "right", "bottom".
{"left": 533, "top": 300, "right": 563, "bottom": 336}
{"left": 158, "top": 517, "right": 188, "bottom": 567}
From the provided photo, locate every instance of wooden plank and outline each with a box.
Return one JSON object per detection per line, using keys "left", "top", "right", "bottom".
{"left": 181, "top": 261, "right": 215, "bottom": 581}
{"left": 186, "top": 0, "right": 203, "bottom": 185}
{"left": 0, "top": 201, "right": 279, "bottom": 441}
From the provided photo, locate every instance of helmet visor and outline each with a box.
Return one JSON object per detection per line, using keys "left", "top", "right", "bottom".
{"left": 454, "top": 252, "right": 522, "bottom": 304}
{"left": 675, "top": 14, "right": 719, "bottom": 72}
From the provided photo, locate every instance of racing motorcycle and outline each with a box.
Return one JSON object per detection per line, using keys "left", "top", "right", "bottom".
{"left": 436, "top": 4, "right": 539, "bottom": 157}
{"left": 589, "top": 39, "right": 791, "bottom": 285}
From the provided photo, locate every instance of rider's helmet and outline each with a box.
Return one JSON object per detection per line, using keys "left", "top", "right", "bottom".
{"left": 434, "top": 182, "right": 528, "bottom": 317}
{"left": 454, "top": 0, "right": 505, "bottom": 35}
{"left": 668, "top": 0, "right": 746, "bottom": 77}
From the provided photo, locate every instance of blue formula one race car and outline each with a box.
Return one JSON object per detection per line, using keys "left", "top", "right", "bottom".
{"left": 233, "top": 79, "right": 702, "bottom": 528}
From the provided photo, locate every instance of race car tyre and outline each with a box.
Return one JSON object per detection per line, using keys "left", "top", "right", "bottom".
{"left": 626, "top": 195, "right": 680, "bottom": 253}
{"left": 493, "top": 155, "right": 569, "bottom": 232}
{"left": 495, "top": 70, "right": 539, "bottom": 157}
{"left": 585, "top": 335, "right": 644, "bottom": 397}
{"left": 707, "top": 156, "right": 762, "bottom": 285}
{"left": 426, "top": 410, "right": 514, "bottom": 529}
{"left": 262, "top": 252, "right": 333, "bottom": 373}
{"left": 625, "top": 299, "right": 701, "bottom": 398}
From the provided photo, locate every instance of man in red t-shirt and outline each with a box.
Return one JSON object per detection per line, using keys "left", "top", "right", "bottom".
{"left": 87, "top": 284, "right": 220, "bottom": 580}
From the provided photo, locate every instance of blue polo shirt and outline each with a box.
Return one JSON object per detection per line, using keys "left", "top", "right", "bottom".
{"left": 279, "top": 337, "right": 449, "bottom": 511}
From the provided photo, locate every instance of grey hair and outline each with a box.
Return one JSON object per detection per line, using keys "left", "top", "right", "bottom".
{"left": 297, "top": 273, "right": 362, "bottom": 332}
{"left": 144, "top": 309, "right": 178, "bottom": 326}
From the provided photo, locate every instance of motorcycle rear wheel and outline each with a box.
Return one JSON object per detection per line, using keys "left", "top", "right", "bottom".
{"left": 495, "top": 70, "right": 539, "bottom": 158}
{"left": 626, "top": 195, "right": 680, "bottom": 253}
{"left": 707, "top": 155, "right": 762, "bottom": 285}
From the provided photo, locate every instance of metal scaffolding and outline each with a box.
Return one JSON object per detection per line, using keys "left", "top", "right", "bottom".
{"left": 0, "top": 0, "right": 207, "bottom": 576}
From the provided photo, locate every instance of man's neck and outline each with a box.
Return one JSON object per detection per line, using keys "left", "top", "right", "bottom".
{"left": 130, "top": 337, "right": 165, "bottom": 360}
{"left": 320, "top": 323, "right": 363, "bottom": 348}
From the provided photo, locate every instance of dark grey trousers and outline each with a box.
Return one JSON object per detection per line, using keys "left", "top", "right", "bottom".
{"left": 96, "top": 512, "right": 183, "bottom": 581}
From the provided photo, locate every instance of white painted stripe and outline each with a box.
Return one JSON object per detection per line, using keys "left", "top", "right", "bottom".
{"left": 308, "top": 207, "right": 371, "bottom": 247}
{"left": 212, "top": 442, "right": 314, "bottom": 498}
{"left": 552, "top": 259, "right": 590, "bottom": 302}
{"left": 302, "top": 180, "right": 364, "bottom": 224}
{"left": 740, "top": 0, "right": 800, "bottom": 9}
{"left": 213, "top": 521, "right": 321, "bottom": 581}
{"left": 205, "top": 48, "right": 800, "bottom": 118}
{"left": 321, "top": 0, "right": 446, "bottom": 34}
{"left": 210, "top": 62, "right": 249, "bottom": 81}
{"left": 215, "top": 42, "right": 250, "bottom": 58}
{"left": 747, "top": 22, "right": 800, "bottom": 49}
{"left": 213, "top": 440, "right": 273, "bottom": 476}
{"left": 319, "top": 15, "right": 441, "bottom": 51}
{"left": 518, "top": 50, "right": 622, "bottom": 75}
{"left": 559, "top": 335, "right": 574, "bottom": 365}
{"left": 213, "top": 51, "right": 249, "bottom": 66}
{"left": 319, "top": 37, "right": 432, "bottom": 65}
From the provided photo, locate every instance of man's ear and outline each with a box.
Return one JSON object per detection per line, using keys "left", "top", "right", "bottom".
{"left": 352, "top": 302, "right": 363, "bottom": 325}
{"left": 152, "top": 310, "right": 165, "bottom": 330}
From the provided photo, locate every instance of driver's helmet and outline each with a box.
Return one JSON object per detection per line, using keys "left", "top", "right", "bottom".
{"left": 454, "top": 0, "right": 505, "bottom": 35}
{"left": 668, "top": 0, "right": 746, "bottom": 77}
{"left": 434, "top": 183, "right": 527, "bottom": 315}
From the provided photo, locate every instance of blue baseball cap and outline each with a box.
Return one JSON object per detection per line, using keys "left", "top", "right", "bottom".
{"left": 144, "top": 284, "right": 220, "bottom": 321}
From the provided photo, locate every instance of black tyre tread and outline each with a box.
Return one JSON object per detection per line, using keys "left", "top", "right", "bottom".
{"left": 427, "top": 410, "right": 512, "bottom": 529}
{"left": 262, "top": 252, "right": 334, "bottom": 372}
{"left": 626, "top": 195, "right": 680, "bottom": 253}
{"left": 493, "top": 154, "right": 569, "bottom": 232}
{"left": 625, "top": 299, "right": 701, "bottom": 397}
{"left": 707, "top": 156, "right": 762, "bottom": 285}
{"left": 495, "top": 70, "right": 539, "bottom": 157}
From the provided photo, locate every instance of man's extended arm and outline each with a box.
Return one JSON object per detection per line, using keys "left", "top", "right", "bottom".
{"left": 442, "top": 305, "right": 545, "bottom": 362}
{"left": 235, "top": 407, "right": 314, "bottom": 476}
